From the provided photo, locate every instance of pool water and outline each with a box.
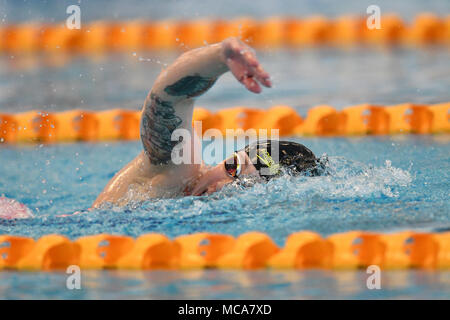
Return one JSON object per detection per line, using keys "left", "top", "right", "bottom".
{"left": 1, "top": 136, "right": 449, "bottom": 240}
{"left": 1, "top": 0, "right": 450, "bottom": 300}
{"left": 2, "top": 48, "right": 449, "bottom": 114}
{"left": 1, "top": 270, "right": 450, "bottom": 299}
{"left": 1, "top": 136, "right": 449, "bottom": 298}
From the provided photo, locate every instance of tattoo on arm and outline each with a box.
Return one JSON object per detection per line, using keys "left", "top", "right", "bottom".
{"left": 141, "top": 74, "right": 217, "bottom": 165}
{"left": 164, "top": 73, "right": 217, "bottom": 98}
{"left": 141, "top": 93, "right": 182, "bottom": 165}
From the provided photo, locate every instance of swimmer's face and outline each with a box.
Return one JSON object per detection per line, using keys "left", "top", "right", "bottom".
{"left": 189, "top": 150, "right": 259, "bottom": 196}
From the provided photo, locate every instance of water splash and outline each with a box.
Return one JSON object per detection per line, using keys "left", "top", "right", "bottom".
{"left": 0, "top": 197, "right": 34, "bottom": 219}
{"left": 104, "top": 156, "right": 413, "bottom": 218}
{"left": 208, "top": 156, "right": 412, "bottom": 202}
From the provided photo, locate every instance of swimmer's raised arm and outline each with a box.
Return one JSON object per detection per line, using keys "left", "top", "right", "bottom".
{"left": 93, "top": 38, "right": 271, "bottom": 208}
{"left": 141, "top": 37, "right": 272, "bottom": 166}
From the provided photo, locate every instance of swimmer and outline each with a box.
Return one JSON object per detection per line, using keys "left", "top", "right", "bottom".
{"left": 93, "top": 37, "right": 323, "bottom": 208}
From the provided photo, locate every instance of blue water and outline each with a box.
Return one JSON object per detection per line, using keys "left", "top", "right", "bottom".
{"left": 1, "top": 0, "right": 449, "bottom": 22}
{"left": 2, "top": 49, "right": 450, "bottom": 113}
{"left": 1, "top": 136, "right": 449, "bottom": 299}
{"left": 0, "top": 136, "right": 449, "bottom": 242}
{"left": 1, "top": 0, "right": 450, "bottom": 300}
{"left": 1, "top": 270, "right": 450, "bottom": 299}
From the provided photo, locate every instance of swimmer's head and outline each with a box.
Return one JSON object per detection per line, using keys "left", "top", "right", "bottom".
{"left": 189, "top": 140, "right": 325, "bottom": 196}
{"left": 243, "top": 140, "right": 323, "bottom": 179}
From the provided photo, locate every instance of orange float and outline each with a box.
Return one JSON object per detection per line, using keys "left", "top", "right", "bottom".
{"left": 230, "top": 17, "right": 258, "bottom": 44}
{"left": 444, "top": 15, "right": 450, "bottom": 45}
{"left": 38, "top": 23, "right": 77, "bottom": 52}
{"left": 0, "top": 16, "right": 448, "bottom": 55}
{"left": 53, "top": 110, "right": 99, "bottom": 141}
{"left": 16, "top": 235, "right": 81, "bottom": 270}
{"left": 385, "top": 103, "right": 433, "bottom": 134}
{"left": 0, "top": 23, "right": 39, "bottom": 53}
{"left": 142, "top": 20, "right": 178, "bottom": 50}
{"left": 364, "top": 14, "right": 405, "bottom": 46}
{"left": 285, "top": 18, "right": 303, "bottom": 47}
{"left": 407, "top": 13, "right": 446, "bottom": 45}
{"left": 329, "top": 16, "right": 365, "bottom": 46}
{"left": 267, "top": 231, "right": 332, "bottom": 269}
{"left": 385, "top": 103, "right": 414, "bottom": 134}
{"left": 0, "top": 231, "right": 448, "bottom": 270}
{"left": 409, "top": 104, "right": 434, "bottom": 134}
{"left": 428, "top": 103, "right": 450, "bottom": 133}
{"left": 214, "top": 107, "right": 264, "bottom": 133}
{"left": 406, "top": 233, "right": 439, "bottom": 269}
{"left": 76, "top": 234, "right": 134, "bottom": 269}
{"left": 175, "top": 233, "right": 235, "bottom": 268}
{"left": 435, "top": 232, "right": 450, "bottom": 269}
{"left": 210, "top": 20, "right": 242, "bottom": 43}
{"left": 0, "top": 236, "right": 35, "bottom": 269}
{"left": 340, "top": 104, "right": 389, "bottom": 135}
{"left": 0, "top": 103, "right": 448, "bottom": 145}
{"left": 74, "top": 21, "right": 109, "bottom": 53}
{"left": 96, "top": 109, "right": 140, "bottom": 141}
{"left": 327, "top": 231, "right": 385, "bottom": 269}
{"left": 117, "top": 234, "right": 180, "bottom": 269}
{"left": 285, "top": 16, "right": 331, "bottom": 47}
{"left": 299, "top": 105, "right": 342, "bottom": 136}
{"left": 253, "top": 105, "right": 303, "bottom": 136}
{"left": 192, "top": 107, "right": 213, "bottom": 132}
{"left": 378, "top": 231, "right": 415, "bottom": 269}
{"left": 216, "top": 232, "right": 279, "bottom": 269}
{"left": 251, "top": 17, "right": 286, "bottom": 49}
{"left": 13, "top": 111, "right": 58, "bottom": 143}
{"left": 0, "top": 114, "right": 18, "bottom": 143}
{"left": 107, "top": 21, "right": 144, "bottom": 52}
{"left": 175, "top": 19, "right": 213, "bottom": 50}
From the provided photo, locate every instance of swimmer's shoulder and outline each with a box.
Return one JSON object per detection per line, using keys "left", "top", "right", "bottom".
{"left": 92, "top": 152, "right": 189, "bottom": 208}
{"left": 92, "top": 152, "right": 153, "bottom": 208}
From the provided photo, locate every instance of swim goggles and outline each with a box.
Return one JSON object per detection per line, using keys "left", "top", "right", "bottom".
{"left": 224, "top": 152, "right": 242, "bottom": 179}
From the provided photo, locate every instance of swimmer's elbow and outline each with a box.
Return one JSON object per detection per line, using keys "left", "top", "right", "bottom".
{"left": 149, "top": 43, "right": 227, "bottom": 101}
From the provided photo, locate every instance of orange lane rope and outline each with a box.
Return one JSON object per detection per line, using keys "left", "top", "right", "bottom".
{"left": 1, "top": 230, "right": 449, "bottom": 270}
{"left": 0, "top": 103, "right": 448, "bottom": 144}
{"left": 0, "top": 14, "right": 449, "bottom": 54}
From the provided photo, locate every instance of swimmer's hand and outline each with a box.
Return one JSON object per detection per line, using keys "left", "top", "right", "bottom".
{"left": 221, "top": 37, "right": 272, "bottom": 93}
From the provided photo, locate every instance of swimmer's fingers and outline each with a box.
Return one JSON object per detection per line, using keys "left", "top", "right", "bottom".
{"left": 251, "top": 64, "right": 272, "bottom": 88}
{"left": 242, "top": 76, "right": 262, "bottom": 93}
{"left": 227, "top": 58, "right": 262, "bottom": 93}
{"left": 223, "top": 37, "right": 272, "bottom": 93}
{"left": 237, "top": 48, "right": 272, "bottom": 88}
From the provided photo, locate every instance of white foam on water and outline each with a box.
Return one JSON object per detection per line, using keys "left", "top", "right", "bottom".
{"left": 0, "top": 197, "right": 34, "bottom": 219}
{"left": 216, "top": 156, "right": 413, "bottom": 201}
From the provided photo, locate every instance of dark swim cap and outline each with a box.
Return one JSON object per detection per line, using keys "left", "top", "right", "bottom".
{"left": 243, "top": 140, "right": 324, "bottom": 179}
